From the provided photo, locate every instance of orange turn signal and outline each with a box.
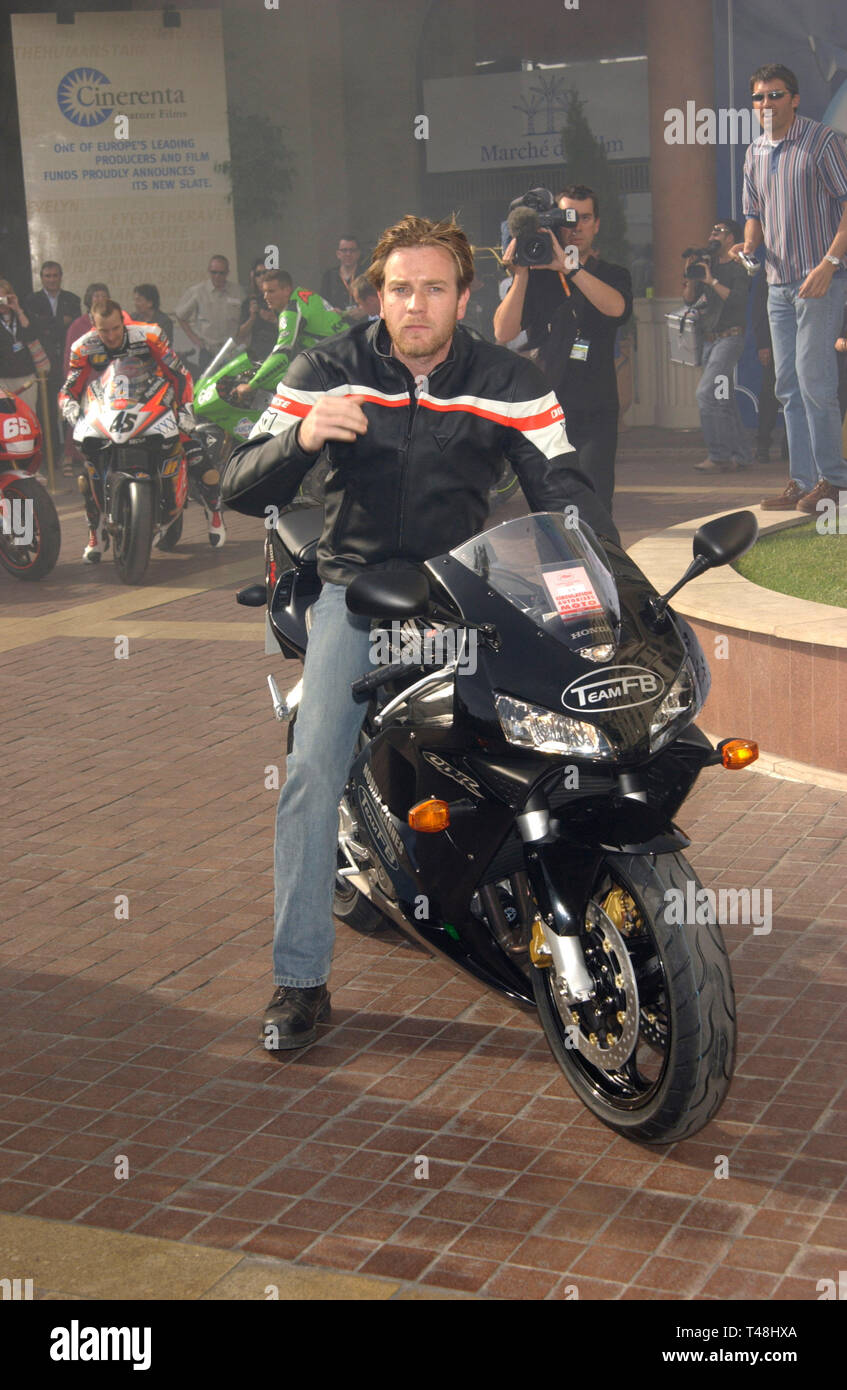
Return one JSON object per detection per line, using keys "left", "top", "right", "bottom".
{"left": 408, "top": 798, "right": 451, "bottom": 833}
{"left": 720, "top": 738, "right": 759, "bottom": 770}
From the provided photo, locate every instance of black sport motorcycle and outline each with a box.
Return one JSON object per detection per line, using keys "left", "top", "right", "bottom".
{"left": 238, "top": 506, "right": 759, "bottom": 1144}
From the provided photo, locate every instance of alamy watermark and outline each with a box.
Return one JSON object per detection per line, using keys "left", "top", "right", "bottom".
{"left": 370, "top": 620, "right": 478, "bottom": 676}
{"left": 50, "top": 1321, "right": 151, "bottom": 1371}
{"left": 663, "top": 881, "right": 772, "bottom": 935}
{"left": 0, "top": 497, "right": 34, "bottom": 546}
{"left": 1, "top": 1277, "right": 34, "bottom": 1300}
{"left": 815, "top": 492, "right": 847, "bottom": 534}
{"left": 664, "top": 102, "right": 772, "bottom": 146}
{"left": 817, "top": 1270, "right": 847, "bottom": 1299}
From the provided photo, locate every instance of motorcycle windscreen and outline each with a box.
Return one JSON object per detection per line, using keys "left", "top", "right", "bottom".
{"left": 449, "top": 512, "right": 620, "bottom": 656}
{"left": 194, "top": 337, "right": 241, "bottom": 388}
{"left": 94, "top": 356, "right": 161, "bottom": 412}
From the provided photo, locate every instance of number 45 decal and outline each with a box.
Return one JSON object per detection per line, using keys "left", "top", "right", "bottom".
{"left": 112, "top": 410, "right": 138, "bottom": 434}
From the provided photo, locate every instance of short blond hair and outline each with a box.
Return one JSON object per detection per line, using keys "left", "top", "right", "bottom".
{"left": 367, "top": 215, "right": 474, "bottom": 293}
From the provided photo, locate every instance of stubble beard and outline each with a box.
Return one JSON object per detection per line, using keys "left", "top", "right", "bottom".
{"left": 391, "top": 319, "right": 455, "bottom": 364}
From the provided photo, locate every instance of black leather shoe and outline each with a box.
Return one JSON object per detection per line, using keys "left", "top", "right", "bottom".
{"left": 259, "top": 984, "right": 331, "bottom": 1050}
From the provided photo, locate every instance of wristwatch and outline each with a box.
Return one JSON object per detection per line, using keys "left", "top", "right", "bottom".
{"left": 824, "top": 254, "right": 842, "bottom": 267}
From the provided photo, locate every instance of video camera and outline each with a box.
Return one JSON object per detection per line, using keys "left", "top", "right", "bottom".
{"left": 507, "top": 188, "right": 578, "bottom": 267}
{"left": 682, "top": 240, "right": 721, "bottom": 281}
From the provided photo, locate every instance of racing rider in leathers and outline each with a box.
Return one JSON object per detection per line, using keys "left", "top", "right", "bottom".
{"left": 232, "top": 269, "right": 348, "bottom": 403}
{"left": 59, "top": 300, "right": 226, "bottom": 560}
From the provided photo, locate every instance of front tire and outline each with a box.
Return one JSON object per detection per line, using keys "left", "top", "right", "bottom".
{"left": 113, "top": 480, "right": 155, "bottom": 585}
{"left": 531, "top": 852, "right": 736, "bottom": 1144}
{"left": 0, "top": 478, "right": 61, "bottom": 580}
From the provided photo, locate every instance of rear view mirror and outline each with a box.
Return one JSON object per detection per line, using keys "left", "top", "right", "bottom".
{"left": 648, "top": 510, "right": 759, "bottom": 622}
{"left": 236, "top": 583, "right": 266, "bottom": 607}
{"left": 693, "top": 511, "right": 758, "bottom": 568}
{"left": 346, "top": 569, "right": 430, "bottom": 619}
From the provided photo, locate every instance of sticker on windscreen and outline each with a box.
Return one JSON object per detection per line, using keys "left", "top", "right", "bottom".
{"left": 541, "top": 563, "right": 604, "bottom": 621}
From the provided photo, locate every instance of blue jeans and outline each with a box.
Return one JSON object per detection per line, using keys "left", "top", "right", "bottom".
{"left": 273, "top": 582, "right": 372, "bottom": 986}
{"left": 767, "top": 273, "right": 847, "bottom": 491}
{"left": 695, "top": 333, "right": 751, "bottom": 463}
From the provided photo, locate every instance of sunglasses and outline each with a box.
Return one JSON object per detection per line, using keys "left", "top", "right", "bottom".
{"left": 751, "top": 90, "right": 791, "bottom": 102}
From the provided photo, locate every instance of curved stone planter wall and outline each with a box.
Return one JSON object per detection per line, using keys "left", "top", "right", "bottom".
{"left": 628, "top": 508, "right": 847, "bottom": 777}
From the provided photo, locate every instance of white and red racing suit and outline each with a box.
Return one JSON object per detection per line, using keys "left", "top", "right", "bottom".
{"left": 60, "top": 322, "right": 225, "bottom": 555}
{"left": 59, "top": 321, "right": 194, "bottom": 430}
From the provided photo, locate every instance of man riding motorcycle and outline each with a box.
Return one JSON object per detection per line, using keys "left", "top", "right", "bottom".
{"left": 222, "top": 215, "right": 620, "bottom": 1051}
{"left": 231, "top": 270, "right": 348, "bottom": 404}
{"left": 59, "top": 300, "right": 226, "bottom": 560}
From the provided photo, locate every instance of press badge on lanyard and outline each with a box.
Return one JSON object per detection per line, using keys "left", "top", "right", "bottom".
{"left": 570, "top": 337, "right": 590, "bottom": 362}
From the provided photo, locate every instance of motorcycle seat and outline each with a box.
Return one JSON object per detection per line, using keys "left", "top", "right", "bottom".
{"left": 275, "top": 505, "right": 323, "bottom": 564}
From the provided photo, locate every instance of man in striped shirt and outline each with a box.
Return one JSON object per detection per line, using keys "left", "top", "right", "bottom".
{"left": 736, "top": 63, "right": 847, "bottom": 513}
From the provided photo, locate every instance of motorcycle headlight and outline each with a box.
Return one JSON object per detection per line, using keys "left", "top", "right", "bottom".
{"left": 649, "top": 660, "right": 697, "bottom": 752}
{"left": 576, "top": 643, "right": 615, "bottom": 663}
{"left": 495, "top": 693, "right": 617, "bottom": 761}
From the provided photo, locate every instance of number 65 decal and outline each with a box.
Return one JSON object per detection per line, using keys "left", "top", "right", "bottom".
{"left": 3, "top": 417, "right": 32, "bottom": 439}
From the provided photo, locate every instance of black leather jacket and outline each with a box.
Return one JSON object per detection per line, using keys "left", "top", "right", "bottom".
{"left": 222, "top": 319, "right": 619, "bottom": 586}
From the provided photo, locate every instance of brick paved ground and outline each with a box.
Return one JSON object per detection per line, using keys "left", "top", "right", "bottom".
{"left": 1, "top": 432, "right": 844, "bottom": 1300}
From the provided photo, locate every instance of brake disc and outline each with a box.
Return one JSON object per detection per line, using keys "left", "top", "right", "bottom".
{"left": 550, "top": 899, "right": 640, "bottom": 1070}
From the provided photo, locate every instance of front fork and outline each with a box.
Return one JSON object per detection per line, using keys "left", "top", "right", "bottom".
{"left": 518, "top": 807, "right": 603, "bottom": 1002}
{"left": 80, "top": 445, "right": 183, "bottom": 533}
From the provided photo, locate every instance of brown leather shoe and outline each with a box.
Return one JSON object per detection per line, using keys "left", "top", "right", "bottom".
{"left": 796, "top": 479, "right": 842, "bottom": 514}
{"left": 694, "top": 458, "right": 731, "bottom": 472}
{"left": 760, "top": 479, "right": 804, "bottom": 510}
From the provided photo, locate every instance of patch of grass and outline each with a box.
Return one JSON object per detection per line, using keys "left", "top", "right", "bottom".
{"left": 734, "top": 520, "right": 847, "bottom": 608}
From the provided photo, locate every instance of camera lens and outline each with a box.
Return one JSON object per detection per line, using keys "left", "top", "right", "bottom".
{"left": 522, "top": 234, "right": 551, "bottom": 265}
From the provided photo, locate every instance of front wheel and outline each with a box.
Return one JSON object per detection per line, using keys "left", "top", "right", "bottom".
{"left": 0, "top": 478, "right": 61, "bottom": 580}
{"left": 531, "top": 852, "right": 736, "bottom": 1144}
{"left": 113, "top": 480, "right": 155, "bottom": 585}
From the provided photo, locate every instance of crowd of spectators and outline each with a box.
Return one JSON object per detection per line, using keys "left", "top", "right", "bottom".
{"left": 0, "top": 243, "right": 379, "bottom": 479}
{"left": 4, "top": 64, "right": 847, "bottom": 522}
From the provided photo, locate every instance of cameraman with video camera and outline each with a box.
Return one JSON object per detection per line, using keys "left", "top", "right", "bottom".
{"left": 494, "top": 185, "right": 632, "bottom": 514}
{"left": 682, "top": 219, "right": 752, "bottom": 472}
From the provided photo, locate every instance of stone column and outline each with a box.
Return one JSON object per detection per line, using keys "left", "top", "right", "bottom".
{"left": 631, "top": 0, "right": 718, "bottom": 426}
{"left": 647, "top": 0, "right": 717, "bottom": 299}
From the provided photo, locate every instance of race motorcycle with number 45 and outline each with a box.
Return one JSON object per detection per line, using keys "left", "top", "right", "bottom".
{"left": 238, "top": 504, "right": 760, "bottom": 1144}
{"left": 74, "top": 356, "right": 189, "bottom": 585}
